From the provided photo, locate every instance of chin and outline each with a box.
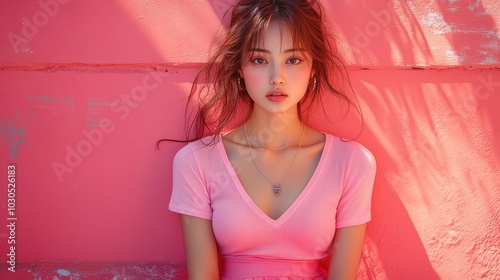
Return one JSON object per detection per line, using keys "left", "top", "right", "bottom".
{"left": 264, "top": 105, "right": 297, "bottom": 114}
{"left": 251, "top": 98, "right": 300, "bottom": 115}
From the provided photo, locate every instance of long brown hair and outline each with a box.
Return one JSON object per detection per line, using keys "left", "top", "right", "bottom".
{"left": 157, "top": 0, "right": 360, "bottom": 148}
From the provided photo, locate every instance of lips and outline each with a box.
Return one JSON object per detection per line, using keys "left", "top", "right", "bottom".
{"left": 266, "top": 90, "right": 288, "bottom": 102}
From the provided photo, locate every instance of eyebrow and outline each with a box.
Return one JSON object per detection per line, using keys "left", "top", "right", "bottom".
{"left": 249, "top": 48, "right": 305, "bottom": 53}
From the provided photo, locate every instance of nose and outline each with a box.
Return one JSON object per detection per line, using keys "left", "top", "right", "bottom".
{"left": 270, "top": 62, "right": 285, "bottom": 86}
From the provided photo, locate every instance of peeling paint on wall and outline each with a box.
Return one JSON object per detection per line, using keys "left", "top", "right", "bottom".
{"left": 0, "top": 114, "right": 25, "bottom": 159}
{"left": 29, "top": 95, "right": 74, "bottom": 106}
{"left": 56, "top": 268, "right": 70, "bottom": 277}
{"left": 87, "top": 99, "right": 117, "bottom": 129}
{"left": 0, "top": 262, "right": 188, "bottom": 280}
{"left": 28, "top": 95, "right": 76, "bottom": 130}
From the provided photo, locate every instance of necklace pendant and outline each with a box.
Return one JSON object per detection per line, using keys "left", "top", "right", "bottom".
{"left": 273, "top": 184, "right": 282, "bottom": 197}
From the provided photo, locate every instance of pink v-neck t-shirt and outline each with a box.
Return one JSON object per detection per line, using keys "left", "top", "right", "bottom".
{"left": 169, "top": 133, "right": 376, "bottom": 279}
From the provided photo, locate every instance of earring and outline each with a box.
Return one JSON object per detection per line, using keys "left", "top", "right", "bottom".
{"left": 238, "top": 77, "right": 247, "bottom": 91}
{"left": 309, "top": 76, "right": 317, "bottom": 91}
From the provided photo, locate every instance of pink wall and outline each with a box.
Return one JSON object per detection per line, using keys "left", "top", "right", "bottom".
{"left": 0, "top": 0, "right": 499, "bottom": 279}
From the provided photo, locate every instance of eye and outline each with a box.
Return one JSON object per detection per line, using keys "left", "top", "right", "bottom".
{"left": 251, "top": 58, "right": 267, "bottom": 65}
{"left": 287, "top": 58, "right": 302, "bottom": 65}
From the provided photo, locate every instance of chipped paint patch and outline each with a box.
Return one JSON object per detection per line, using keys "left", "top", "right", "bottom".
{"left": 87, "top": 99, "right": 117, "bottom": 129}
{"left": 3, "top": 262, "right": 188, "bottom": 279}
{"left": 28, "top": 95, "right": 77, "bottom": 139}
{"left": 29, "top": 95, "right": 74, "bottom": 106}
{"left": 56, "top": 269, "right": 70, "bottom": 276}
{"left": 28, "top": 95, "right": 75, "bottom": 123}
{"left": 0, "top": 117, "right": 25, "bottom": 159}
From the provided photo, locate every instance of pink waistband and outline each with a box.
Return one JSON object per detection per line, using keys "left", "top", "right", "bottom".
{"left": 221, "top": 255, "right": 325, "bottom": 278}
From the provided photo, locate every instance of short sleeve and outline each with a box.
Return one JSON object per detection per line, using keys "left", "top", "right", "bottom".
{"left": 336, "top": 144, "right": 376, "bottom": 228}
{"left": 168, "top": 145, "right": 213, "bottom": 220}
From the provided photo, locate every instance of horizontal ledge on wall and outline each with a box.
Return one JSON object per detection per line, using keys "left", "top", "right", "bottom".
{"left": 1, "top": 63, "right": 499, "bottom": 73}
{"left": 0, "top": 63, "right": 184, "bottom": 73}
{"left": 348, "top": 65, "right": 500, "bottom": 71}
{"left": 0, "top": 261, "right": 187, "bottom": 279}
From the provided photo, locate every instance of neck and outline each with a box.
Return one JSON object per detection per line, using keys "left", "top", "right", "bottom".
{"left": 245, "top": 107, "right": 303, "bottom": 148}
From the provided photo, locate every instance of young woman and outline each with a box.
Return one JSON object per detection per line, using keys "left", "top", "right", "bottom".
{"left": 165, "top": 0, "right": 376, "bottom": 279}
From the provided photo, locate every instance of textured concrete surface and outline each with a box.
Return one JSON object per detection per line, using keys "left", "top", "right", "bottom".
{"left": 0, "top": 262, "right": 187, "bottom": 279}
{"left": 0, "top": 0, "right": 499, "bottom": 279}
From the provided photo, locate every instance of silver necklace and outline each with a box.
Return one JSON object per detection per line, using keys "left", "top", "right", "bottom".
{"left": 245, "top": 121, "right": 304, "bottom": 151}
{"left": 244, "top": 122, "right": 305, "bottom": 197}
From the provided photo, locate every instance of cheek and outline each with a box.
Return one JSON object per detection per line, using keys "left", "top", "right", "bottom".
{"left": 242, "top": 68, "right": 264, "bottom": 86}
{"left": 290, "top": 70, "right": 312, "bottom": 87}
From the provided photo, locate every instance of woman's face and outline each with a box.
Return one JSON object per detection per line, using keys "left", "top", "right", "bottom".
{"left": 240, "top": 21, "right": 313, "bottom": 115}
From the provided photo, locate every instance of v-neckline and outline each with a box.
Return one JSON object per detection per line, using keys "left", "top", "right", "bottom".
{"left": 217, "top": 133, "right": 330, "bottom": 227}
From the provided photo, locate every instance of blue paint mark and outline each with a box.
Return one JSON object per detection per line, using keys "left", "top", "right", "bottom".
{"left": 29, "top": 95, "right": 74, "bottom": 106}
{"left": 57, "top": 269, "right": 70, "bottom": 276}
{"left": 0, "top": 119, "right": 25, "bottom": 160}
{"left": 87, "top": 99, "right": 110, "bottom": 129}
{"left": 88, "top": 100, "right": 116, "bottom": 106}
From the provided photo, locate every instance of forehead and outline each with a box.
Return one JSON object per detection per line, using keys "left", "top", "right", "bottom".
{"left": 252, "top": 20, "right": 297, "bottom": 51}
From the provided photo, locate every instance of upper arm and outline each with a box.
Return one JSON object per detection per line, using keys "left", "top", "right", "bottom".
{"left": 327, "top": 144, "right": 375, "bottom": 279}
{"left": 327, "top": 224, "right": 367, "bottom": 280}
{"left": 180, "top": 214, "right": 219, "bottom": 280}
{"left": 336, "top": 145, "right": 376, "bottom": 229}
